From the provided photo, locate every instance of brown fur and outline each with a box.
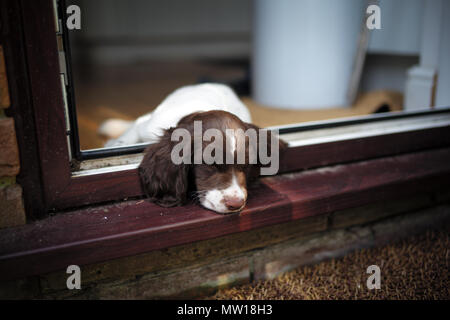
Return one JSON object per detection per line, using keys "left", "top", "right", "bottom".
{"left": 138, "top": 111, "right": 287, "bottom": 208}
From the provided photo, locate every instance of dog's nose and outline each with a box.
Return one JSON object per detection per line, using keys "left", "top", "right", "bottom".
{"left": 224, "top": 197, "right": 245, "bottom": 211}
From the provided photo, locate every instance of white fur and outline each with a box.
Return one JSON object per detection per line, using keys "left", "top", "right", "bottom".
{"left": 104, "top": 83, "right": 252, "bottom": 147}
{"left": 98, "top": 119, "right": 133, "bottom": 139}
{"left": 201, "top": 128, "right": 247, "bottom": 213}
{"left": 201, "top": 170, "right": 247, "bottom": 213}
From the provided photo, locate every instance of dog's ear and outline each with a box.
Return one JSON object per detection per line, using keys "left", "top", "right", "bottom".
{"left": 138, "top": 128, "right": 191, "bottom": 207}
{"left": 243, "top": 122, "right": 288, "bottom": 180}
{"left": 244, "top": 122, "right": 288, "bottom": 160}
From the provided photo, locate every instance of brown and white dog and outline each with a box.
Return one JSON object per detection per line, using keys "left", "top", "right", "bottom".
{"left": 102, "top": 83, "right": 287, "bottom": 213}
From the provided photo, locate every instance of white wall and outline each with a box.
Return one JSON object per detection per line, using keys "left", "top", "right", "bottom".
{"left": 252, "top": 0, "right": 366, "bottom": 108}
{"left": 368, "top": 0, "right": 424, "bottom": 55}
{"left": 435, "top": 0, "right": 450, "bottom": 108}
{"left": 69, "top": 0, "right": 448, "bottom": 107}
{"left": 71, "top": 0, "right": 252, "bottom": 63}
{"left": 361, "top": 55, "right": 419, "bottom": 93}
{"left": 404, "top": 0, "right": 450, "bottom": 110}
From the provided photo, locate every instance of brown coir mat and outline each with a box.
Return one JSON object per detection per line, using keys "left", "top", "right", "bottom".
{"left": 209, "top": 229, "right": 449, "bottom": 300}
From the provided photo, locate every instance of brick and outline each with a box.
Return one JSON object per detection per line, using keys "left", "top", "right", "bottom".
{"left": 0, "top": 46, "right": 10, "bottom": 109}
{"left": 0, "top": 176, "right": 15, "bottom": 189}
{"left": 40, "top": 214, "right": 328, "bottom": 294}
{"left": 0, "top": 184, "right": 26, "bottom": 229}
{"left": 0, "top": 117, "right": 20, "bottom": 176}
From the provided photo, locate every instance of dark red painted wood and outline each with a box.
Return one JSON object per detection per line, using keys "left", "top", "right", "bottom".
{"left": 48, "top": 125, "right": 450, "bottom": 211}
{"left": 279, "top": 126, "right": 450, "bottom": 173}
{"left": 19, "top": 0, "right": 72, "bottom": 211}
{"left": 1, "top": 148, "right": 449, "bottom": 281}
{"left": 0, "top": 0, "right": 47, "bottom": 219}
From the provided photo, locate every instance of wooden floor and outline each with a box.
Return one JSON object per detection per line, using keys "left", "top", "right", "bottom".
{"left": 73, "top": 60, "right": 403, "bottom": 150}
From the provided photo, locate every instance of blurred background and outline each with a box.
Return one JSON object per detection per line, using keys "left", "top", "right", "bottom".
{"left": 66, "top": 0, "right": 450, "bottom": 150}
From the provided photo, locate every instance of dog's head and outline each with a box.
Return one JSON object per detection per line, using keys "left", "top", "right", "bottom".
{"left": 138, "top": 110, "right": 287, "bottom": 213}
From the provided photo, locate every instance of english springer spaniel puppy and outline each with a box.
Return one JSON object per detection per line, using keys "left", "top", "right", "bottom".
{"left": 104, "top": 83, "right": 252, "bottom": 147}
{"left": 103, "top": 83, "right": 286, "bottom": 213}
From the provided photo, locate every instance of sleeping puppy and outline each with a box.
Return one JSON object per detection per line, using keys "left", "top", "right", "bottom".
{"left": 102, "top": 83, "right": 252, "bottom": 146}
{"left": 103, "top": 83, "right": 287, "bottom": 213}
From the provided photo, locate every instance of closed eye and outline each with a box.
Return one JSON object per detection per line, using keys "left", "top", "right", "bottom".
{"left": 213, "top": 163, "right": 228, "bottom": 172}
{"left": 236, "top": 164, "right": 252, "bottom": 171}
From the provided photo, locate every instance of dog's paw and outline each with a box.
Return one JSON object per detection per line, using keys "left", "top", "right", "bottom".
{"left": 104, "top": 139, "right": 127, "bottom": 148}
{"left": 98, "top": 119, "right": 133, "bottom": 139}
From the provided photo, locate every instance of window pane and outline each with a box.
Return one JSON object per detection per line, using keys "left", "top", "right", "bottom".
{"left": 66, "top": 0, "right": 449, "bottom": 151}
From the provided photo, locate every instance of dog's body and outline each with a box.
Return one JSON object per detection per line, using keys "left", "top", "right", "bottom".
{"left": 102, "top": 83, "right": 285, "bottom": 214}
{"left": 103, "top": 83, "right": 252, "bottom": 147}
